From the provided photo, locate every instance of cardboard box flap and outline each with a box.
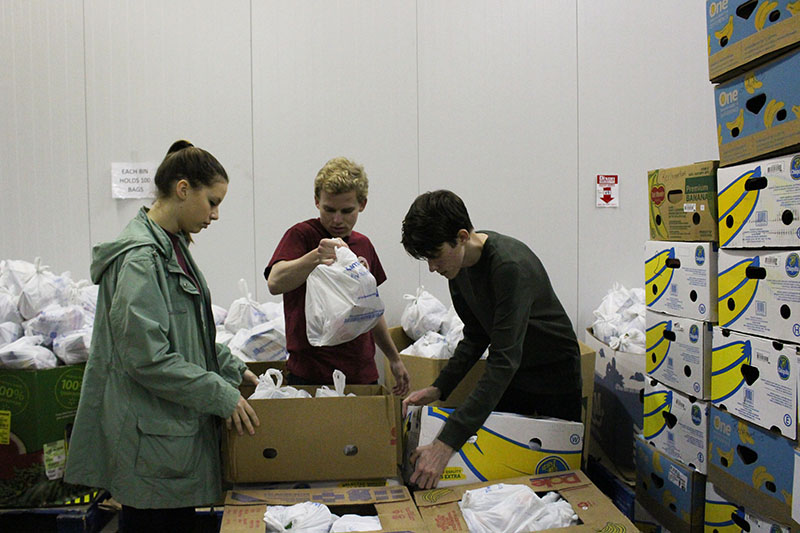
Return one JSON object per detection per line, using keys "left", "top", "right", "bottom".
{"left": 225, "top": 485, "right": 413, "bottom": 506}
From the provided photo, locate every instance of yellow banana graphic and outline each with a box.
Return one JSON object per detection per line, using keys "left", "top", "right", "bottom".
{"left": 715, "top": 15, "right": 734, "bottom": 42}
{"left": 717, "top": 255, "right": 761, "bottom": 328}
{"left": 428, "top": 407, "right": 580, "bottom": 481}
{"left": 718, "top": 124, "right": 723, "bottom": 147}
{"left": 717, "top": 446, "right": 735, "bottom": 466}
{"left": 752, "top": 465, "right": 776, "bottom": 490}
{"left": 653, "top": 450, "right": 663, "bottom": 473}
{"left": 764, "top": 99, "right": 786, "bottom": 128}
{"left": 704, "top": 497, "right": 742, "bottom": 533}
{"left": 726, "top": 109, "right": 744, "bottom": 136}
{"left": 792, "top": 105, "right": 800, "bottom": 119}
{"left": 718, "top": 167, "right": 762, "bottom": 246}
{"left": 782, "top": 489, "right": 792, "bottom": 506}
{"left": 663, "top": 490, "right": 677, "bottom": 508}
{"left": 418, "top": 487, "right": 453, "bottom": 504}
{"left": 789, "top": 0, "right": 800, "bottom": 15}
{"left": 645, "top": 247, "right": 675, "bottom": 307}
{"left": 643, "top": 389, "right": 672, "bottom": 440}
{"left": 711, "top": 340, "right": 751, "bottom": 402}
{"left": 737, "top": 421, "right": 755, "bottom": 445}
{"left": 756, "top": 1, "right": 779, "bottom": 31}
{"left": 744, "top": 73, "right": 763, "bottom": 94}
{"left": 646, "top": 319, "right": 672, "bottom": 374}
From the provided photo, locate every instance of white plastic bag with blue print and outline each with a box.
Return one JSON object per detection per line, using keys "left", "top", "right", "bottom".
{"left": 305, "top": 246, "right": 384, "bottom": 347}
{"left": 263, "top": 501, "right": 333, "bottom": 533}
{"left": 224, "top": 279, "right": 269, "bottom": 333}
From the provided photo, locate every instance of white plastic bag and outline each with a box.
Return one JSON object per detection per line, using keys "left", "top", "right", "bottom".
{"left": 458, "top": 483, "right": 578, "bottom": 533}
{"left": 0, "top": 321, "right": 23, "bottom": 347}
{"left": 0, "top": 259, "right": 37, "bottom": 296}
{"left": 400, "top": 287, "right": 448, "bottom": 341}
{"left": 259, "top": 300, "right": 284, "bottom": 322}
{"left": 23, "top": 304, "right": 85, "bottom": 346}
{"left": 0, "top": 335, "right": 58, "bottom": 369}
{"left": 53, "top": 327, "right": 92, "bottom": 365}
{"left": 305, "top": 247, "right": 384, "bottom": 347}
{"left": 216, "top": 325, "right": 234, "bottom": 346}
{"left": 315, "top": 369, "right": 355, "bottom": 398}
{"left": 407, "top": 331, "right": 451, "bottom": 359}
{"left": 0, "top": 289, "right": 22, "bottom": 325}
{"left": 212, "top": 304, "right": 228, "bottom": 326}
{"left": 263, "top": 502, "right": 333, "bottom": 533}
{"left": 224, "top": 279, "right": 268, "bottom": 333}
{"left": 228, "top": 319, "right": 289, "bottom": 362}
{"left": 248, "top": 368, "right": 312, "bottom": 400}
{"left": 18, "top": 259, "right": 71, "bottom": 320}
{"left": 330, "top": 514, "right": 382, "bottom": 532}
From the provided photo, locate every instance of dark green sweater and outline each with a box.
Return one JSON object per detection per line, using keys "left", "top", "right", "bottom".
{"left": 432, "top": 231, "right": 581, "bottom": 450}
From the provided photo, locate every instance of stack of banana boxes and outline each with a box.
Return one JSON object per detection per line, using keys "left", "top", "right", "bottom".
{"left": 636, "top": 3, "right": 800, "bottom": 532}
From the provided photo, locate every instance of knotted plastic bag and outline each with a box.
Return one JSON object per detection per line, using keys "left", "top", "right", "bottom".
{"left": 248, "top": 368, "right": 311, "bottom": 400}
{"left": 0, "top": 335, "right": 58, "bottom": 369}
{"left": 23, "top": 304, "right": 85, "bottom": 347}
{"left": 400, "top": 287, "right": 447, "bottom": 341}
{"left": 263, "top": 502, "right": 333, "bottom": 533}
{"left": 305, "top": 246, "right": 384, "bottom": 347}
{"left": 315, "top": 369, "right": 355, "bottom": 398}
{"left": 225, "top": 279, "right": 268, "bottom": 333}
{"left": 53, "top": 327, "right": 92, "bottom": 365}
{"left": 0, "top": 321, "right": 23, "bottom": 347}
{"left": 17, "top": 258, "right": 71, "bottom": 320}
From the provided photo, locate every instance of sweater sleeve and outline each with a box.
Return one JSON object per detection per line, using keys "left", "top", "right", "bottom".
{"left": 109, "top": 253, "right": 240, "bottom": 419}
{"left": 435, "top": 261, "right": 534, "bottom": 451}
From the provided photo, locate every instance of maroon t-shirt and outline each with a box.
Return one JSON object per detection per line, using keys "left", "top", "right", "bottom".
{"left": 264, "top": 218, "right": 386, "bottom": 384}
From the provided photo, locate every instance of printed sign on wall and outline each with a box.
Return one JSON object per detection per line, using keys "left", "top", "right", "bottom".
{"left": 596, "top": 174, "right": 619, "bottom": 208}
{"left": 111, "top": 162, "right": 158, "bottom": 199}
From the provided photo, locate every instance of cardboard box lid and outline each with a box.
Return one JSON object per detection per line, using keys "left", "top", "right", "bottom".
{"left": 225, "top": 484, "right": 413, "bottom": 506}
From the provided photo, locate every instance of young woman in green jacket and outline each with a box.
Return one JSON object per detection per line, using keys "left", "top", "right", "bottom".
{"left": 65, "top": 140, "right": 260, "bottom": 531}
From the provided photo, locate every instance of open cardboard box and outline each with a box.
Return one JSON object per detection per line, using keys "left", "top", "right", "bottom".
{"left": 413, "top": 469, "right": 637, "bottom": 532}
{"left": 219, "top": 485, "right": 426, "bottom": 532}
{"left": 223, "top": 362, "right": 398, "bottom": 483}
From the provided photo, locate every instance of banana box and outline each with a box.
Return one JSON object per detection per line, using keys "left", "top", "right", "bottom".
{"left": 645, "top": 241, "right": 718, "bottom": 323}
{"left": 711, "top": 327, "right": 799, "bottom": 439}
{"left": 714, "top": 47, "right": 800, "bottom": 167}
{"left": 646, "top": 309, "right": 713, "bottom": 399}
{"left": 793, "top": 447, "right": 800, "bottom": 524}
{"left": 708, "top": 405, "right": 795, "bottom": 524}
{"left": 643, "top": 379, "right": 710, "bottom": 474}
{"left": 706, "top": 0, "right": 800, "bottom": 83}
{"left": 705, "top": 481, "right": 792, "bottom": 533}
{"left": 403, "top": 406, "right": 583, "bottom": 488}
{"left": 634, "top": 433, "right": 706, "bottom": 533}
{"left": 717, "top": 248, "right": 800, "bottom": 344}
{"left": 648, "top": 161, "right": 719, "bottom": 242}
{"left": 717, "top": 152, "right": 800, "bottom": 248}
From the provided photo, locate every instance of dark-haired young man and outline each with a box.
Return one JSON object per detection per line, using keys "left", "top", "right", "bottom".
{"left": 400, "top": 189, "right": 581, "bottom": 489}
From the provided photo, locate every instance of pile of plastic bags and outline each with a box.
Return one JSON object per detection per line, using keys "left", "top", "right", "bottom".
{"left": 590, "top": 282, "right": 646, "bottom": 354}
{"left": 263, "top": 501, "right": 381, "bottom": 533}
{"left": 399, "top": 287, "right": 468, "bottom": 359}
{"left": 248, "top": 368, "right": 355, "bottom": 400}
{"left": 458, "top": 483, "right": 578, "bottom": 532}
{"left": 0, "top": 258, "right": 97, "bottom": 369}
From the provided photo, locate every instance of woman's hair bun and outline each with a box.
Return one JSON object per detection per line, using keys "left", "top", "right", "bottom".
{"left": 167, "top": 140, "right": 194, "bottom": 155}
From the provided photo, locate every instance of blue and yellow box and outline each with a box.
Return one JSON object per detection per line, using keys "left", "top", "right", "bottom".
{"left": 708, "top": 405, "right": 794, "bottom": 524}
{"left": 705, "top": 480, "right": 792, "bottom": 533}
{"left": 717, "top": 248, "right": 800, "bottom": 344}
{"left": 714, "top": 47, "right": 800, "bottom": 167}
{"left": 717, "top": 151, "right": 800, "bottom": 248}
{"left": 645, "top": 241, "right": 718, "bottom": 323}
{"left": 711, "top": 327, "right": 798, "bottom": 439}
{"left": 706, "top": 0, "right": 800, "bottom": 82}
{"left": 635, "top": 434, "right": 706, "bottom": 533}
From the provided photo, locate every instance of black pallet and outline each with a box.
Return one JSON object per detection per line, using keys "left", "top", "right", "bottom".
{"left": 0, "top": 491, "right": 114, "bottom": 533}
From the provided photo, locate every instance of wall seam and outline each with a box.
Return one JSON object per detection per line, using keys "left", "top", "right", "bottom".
{"left": 249, "top": 0, "right": 258, "bottom": 295}
{"left": 82, "top": 0, "right": 92, "bottom": 255}
{"left": 415, "top": 0, "right": 422, "bottom": 288}
{"left": 575, "top": 0, "right": 582, "bottom": 335}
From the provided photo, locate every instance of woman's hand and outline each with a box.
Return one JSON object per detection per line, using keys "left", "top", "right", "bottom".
{"left": 226, "top": 395, "right": 260, "bottom": 436}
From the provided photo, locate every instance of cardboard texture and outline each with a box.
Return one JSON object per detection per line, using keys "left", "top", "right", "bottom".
{"left": 223, "top": 364, "right": 398, "bottom": 483}
{"left": 413, "top": 469, "right": 638, "bottom": 533}
{"left": 648, "top": 160, "right": 719, "bottom": 242}
{"left": 714, "top": 47, "right": 800, "bottom": 167}
{"left": 711, "top": 327, "right": 799, "bottom": 439}
{"left": 219, "top": 485, "right": 426, "bottom": 532}
{"left": 645, "top": 241, "right": 719, "bottom": 322}
{"left": 585, "top": 328, "right": 645, "bottom": 478}
{"left": 404, "top": 406, "right": 583, "bottom": 488}
{"left": 646, "top": 309, "right": 713, "bottom": 399}
{"left": 793, "top": 447, "right": 800, "bottom": 525}
{"left": 584, "top": 455, "right": 635, "bottom": 520}
{"left": 708, "top": 405, "right": 794, "bottom": 524}
{"left": 643, "top": 378, "right": 710, "bottom": 474}
{"left": 706, "top": 0, "right": 800, "bottom": 82}
{"left": 705, "top": 480, "right": 792, "bottom": 533}
{"left": 717, "top": 152, "right": 800, "bottom": 248}
{"left": 388, "top": 325, "right": 596, "bottom": 467}
{"left": 717, "top": 248, "right": 800, "bottom": 344}
{"left": 635, "top": 434, "right": 706, "bottom": 533}
{"left": 634, "top": 501, "right": 670, "bottom": 533}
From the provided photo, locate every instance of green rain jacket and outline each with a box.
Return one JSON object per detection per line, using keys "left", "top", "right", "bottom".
{"left": 64, "top": 207, "right": 246, "bottom": 508}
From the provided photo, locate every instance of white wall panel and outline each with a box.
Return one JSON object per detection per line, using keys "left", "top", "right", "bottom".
{"left": 0, "top": 1, "right": 89, "bottom": 278}
{"left": 82, "top": 0, "right": 254, "bottom": 306}
{"left": 576, "top": 1, "right": 718, "bottom": 335}
{"left": 417, "top": 1, "right": 580, "bottom": 324}
{"left": 252, "top": 1, "right": 419, "bottom": 324}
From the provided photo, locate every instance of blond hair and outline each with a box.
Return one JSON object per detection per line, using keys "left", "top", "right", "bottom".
{"left": 314, "top": 157, "right": 369, "bottom": 203}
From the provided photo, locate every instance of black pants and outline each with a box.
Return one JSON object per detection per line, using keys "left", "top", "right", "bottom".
{"left": 119, "top": 505, "right": 197, "bottom": 533}
{"left": 494, "top": 387, "right": 582, "bottom": 422}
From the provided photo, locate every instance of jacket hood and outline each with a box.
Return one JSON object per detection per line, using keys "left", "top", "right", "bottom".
{"left": 90, "top": 207, "right": 176, "bottom": 283}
